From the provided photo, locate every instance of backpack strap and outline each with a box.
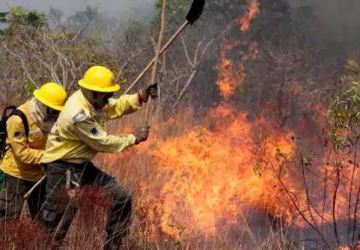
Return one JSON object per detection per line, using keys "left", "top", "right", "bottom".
{"left": 9, "top": 109, "right": 29, "bottom": 138}
{"left": 1, "top": 106, "right": 17, "bottom": 121}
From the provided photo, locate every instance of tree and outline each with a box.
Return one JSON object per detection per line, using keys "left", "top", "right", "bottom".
{"left": 6, "top": 6, "right": 46, "bottom": 28}
{"left": 65, "top": 6, "right": 99, "bottom": 36}
{"left": 48, "top": 7, "right": 64, "bottom": 27}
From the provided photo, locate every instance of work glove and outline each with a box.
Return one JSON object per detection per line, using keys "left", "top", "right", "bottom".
{"left": 139, "top": 83, "right": 158, "bottom": 103}
{"left": 133, "top": 125, "right": 150, "bottom": 144}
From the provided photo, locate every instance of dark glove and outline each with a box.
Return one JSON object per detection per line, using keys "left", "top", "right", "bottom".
{"left": 133, "top": 125, "right": 150, "bottom": 144}
{"left": 139, "top": 83, "right": 158, "bottom": 103}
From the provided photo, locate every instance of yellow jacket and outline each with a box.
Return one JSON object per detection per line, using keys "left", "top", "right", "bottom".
{"left": 40, "top": 90, "right": 141, "bottom": 164}
{"left": 0, "top": 101, "right": 47, "bottom": 182}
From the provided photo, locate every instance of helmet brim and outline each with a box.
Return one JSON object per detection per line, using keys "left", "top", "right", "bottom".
{"left": 78, "top": 80, "right": 120, "bottom": 93}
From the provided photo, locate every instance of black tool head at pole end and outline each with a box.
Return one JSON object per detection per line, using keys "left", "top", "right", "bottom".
{"left": 186, "top": 0, "right": 205, "bottom": 25}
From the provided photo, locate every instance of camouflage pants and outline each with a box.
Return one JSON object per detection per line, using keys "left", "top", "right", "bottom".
{"left": 0, "top": 173, "right": 46, "bottom": 221}
{"left": 40, "top": 161, "right": 132, "bottom": 250}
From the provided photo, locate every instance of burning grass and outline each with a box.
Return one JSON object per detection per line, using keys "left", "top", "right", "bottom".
{"left": 0, "top": 0, "right": 359, "bottom": 249}
{"left": 100, "top": 104, "right": 299, "bottom": 248}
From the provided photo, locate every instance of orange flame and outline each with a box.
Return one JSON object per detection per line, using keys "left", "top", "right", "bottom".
{"left": 129, "top": 0, "right": 293, "bottom": 241}
{"left": 239, "top": 0, "right": 260, "bottom": 32}
{"left": 104, "top": 0, "right": 359, "bottom": 245}
{"left": 216, "top": 40, "right": 245, "bottom": 100}
{"left": 216, "top": 0, "right": 260, "bottom": 100}
{"left": 132, "top": 105, "right": 296, "bottom": 240}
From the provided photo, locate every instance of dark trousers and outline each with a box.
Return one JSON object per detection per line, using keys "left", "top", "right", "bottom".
{"left": 40, "top": 161, "right": 132, "bottom": 250}
{"left": 0, "top": 170, "right": 5, "bottom": 190}
{"left": 0, "top": 174, "right": 46, "bottom": 221}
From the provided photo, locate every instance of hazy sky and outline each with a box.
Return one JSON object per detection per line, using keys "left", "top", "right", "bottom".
{"left": 0, "top": 0, "right": 156, "bottom": 19}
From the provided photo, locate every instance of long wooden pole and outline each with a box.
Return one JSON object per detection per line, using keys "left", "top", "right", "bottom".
{"left": 124, "top": 21, "right": 189, "bottom": 94}
{"left": 145, "top": 0, "right": 168, "bottom": 124}
{"left": 23, "top": 175, "right": 46, "bottom": 199}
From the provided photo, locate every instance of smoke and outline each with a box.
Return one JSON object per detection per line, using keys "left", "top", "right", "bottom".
{"left": 0, "top": 0, "right": 156, "bottom": 20}
{"left": 287, "top": 0, "right": 360, "bottom": 41}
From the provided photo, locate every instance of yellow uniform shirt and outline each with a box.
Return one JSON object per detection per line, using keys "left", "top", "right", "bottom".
{"left": 0, "top": 102, "right": 46, "bottom": 182}
{"left": 40, "top": 90, "right": 141, "bottom": 164}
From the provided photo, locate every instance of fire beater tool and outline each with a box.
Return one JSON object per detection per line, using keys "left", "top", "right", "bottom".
{"left": 23, "top": 175, "right": 46, "bottom": 200}
{"left": 124, "top": 0, "right": 206, "bottom": 94}
{"left": 20, "top": 0, "right": 206, "bottom": 207}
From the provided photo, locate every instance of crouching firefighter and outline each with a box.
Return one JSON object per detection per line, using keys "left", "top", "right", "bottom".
{"left": 0, "top": 83, "right": 67, "bottom": 221}
{"left": 39, "top": 66, "right": 157, "bottom": 249}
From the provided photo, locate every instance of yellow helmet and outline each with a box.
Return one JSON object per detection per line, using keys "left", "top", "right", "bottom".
{"left": 78, "top": 66, "right": 120, "bottom": 93}
{"left": 33, "top": 82, "right": 67, "bottom": 111}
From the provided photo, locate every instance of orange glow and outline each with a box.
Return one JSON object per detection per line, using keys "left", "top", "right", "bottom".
{"left": 103, "top": 0, "right": 359, "bottom": 245}
{"left": 216, "top": 0, "right": 260, "bottom": 100}
{"left": 216, "top": 40, "right": 246, "bottom": 100}
{"left": 239, "top": 0, "right": 260, "bottom": 32}
{"left": 132, "top": 105, "right": 296, "bottom": 240}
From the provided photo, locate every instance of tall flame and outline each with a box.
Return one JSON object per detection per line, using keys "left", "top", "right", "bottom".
{"left": 216, "top": 0, "right": 260, "bottom": 100}
{"left": 135, "top": 105, "right": 295, "bottom": 241}
{"left": 216, "top": 40, "right": 245, "bottom": 100}
{"left": 104, "top": 0, "right": 359, "bottom": 246}
{"left": 239, "top": 0, "right": 260, "bottom": 32}
{"left": 131, "top": 0, "right": 293, "bottom": 242}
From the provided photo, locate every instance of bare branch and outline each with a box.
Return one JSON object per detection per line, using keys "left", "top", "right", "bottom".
{"left": 181, "top": 37, "right": 194, "bottom": 68}
{"left": 2, "top": 42, "right": 39, "bottom": 88}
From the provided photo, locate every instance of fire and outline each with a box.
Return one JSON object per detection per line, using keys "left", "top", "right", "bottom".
{"left": 131, "top": 0, "right": 298, "bottom": 242}
{"left": 104, "top": 0, "right": 360, "bottom": 246}
{"left": 216, "top": 40, "right": 245, "bottom": 100}
{"left": 216, "top": 0, "right": 260, "bottom": 100}
{"left": 314, "top": 157, "right": 360, "bottom": 224}
{"left": 238, "top": 0, "right": 260, "bottom": 32}
{"left": 134, "top": 105, "right": 296, "bottom": 241}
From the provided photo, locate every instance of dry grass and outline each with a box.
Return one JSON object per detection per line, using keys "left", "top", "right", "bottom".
{"left": 0, "top": 112, "right": 329, "bottom": 250}
{"left": 0, "top": 219, "right": 51, "bottom": 250}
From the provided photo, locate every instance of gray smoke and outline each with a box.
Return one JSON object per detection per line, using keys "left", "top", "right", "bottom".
{"left": 0, "top": 0, "right": 156, "bottom": 20}
{"left": 287, "top": 0, "right": 360, "bottom": 41}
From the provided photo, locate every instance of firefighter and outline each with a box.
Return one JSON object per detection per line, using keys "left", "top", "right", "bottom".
{"left": 40, "top": 65, "right": 157, "bottom": 249}
{"left": 0, "top": 82, "right": 67, "bottom": 221}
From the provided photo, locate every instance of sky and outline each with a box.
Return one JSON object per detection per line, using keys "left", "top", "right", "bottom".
{"left": 0, "top": 0, "right": 156, "bottom": 20}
